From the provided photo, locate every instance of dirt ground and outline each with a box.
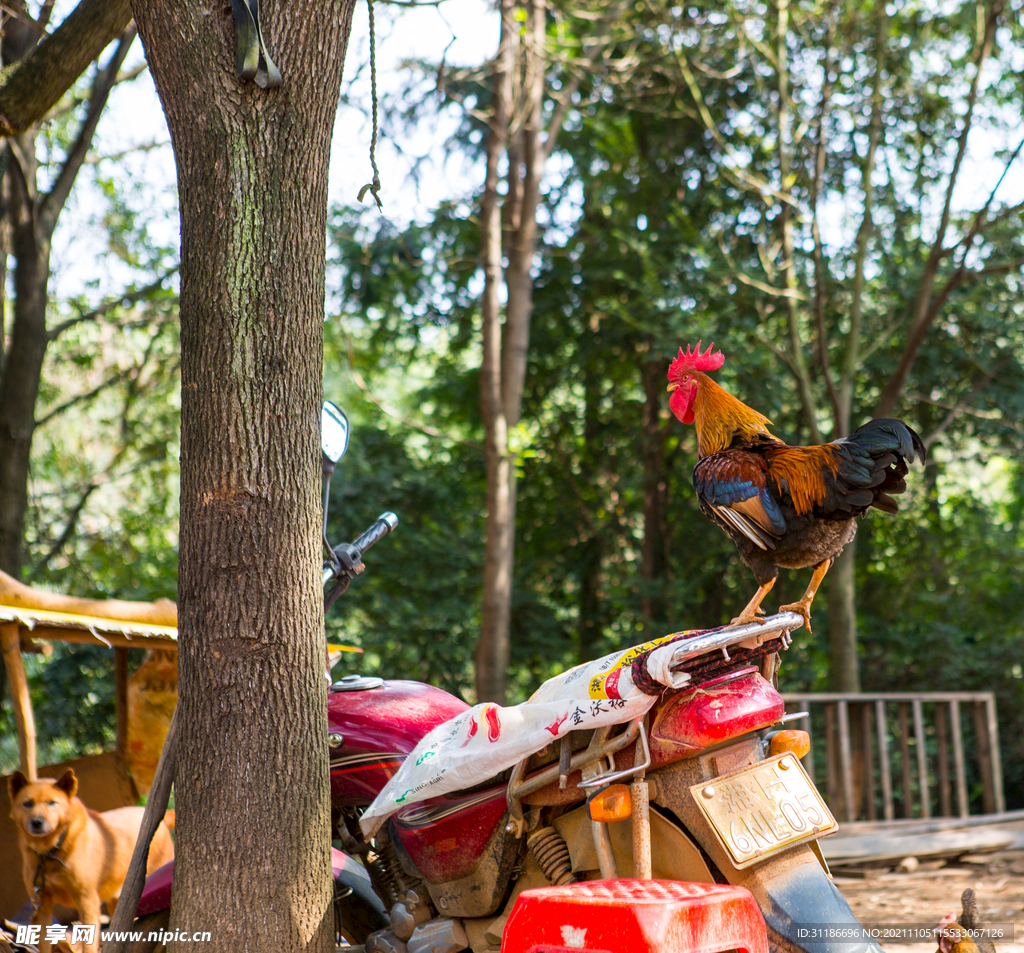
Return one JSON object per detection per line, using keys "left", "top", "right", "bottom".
{"left": 835, "top": 852, "right": 1024, "bottom": 953}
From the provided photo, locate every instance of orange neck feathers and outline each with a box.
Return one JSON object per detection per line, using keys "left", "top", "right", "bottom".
{"left": 692, "top": 373, "right": 774, "bottom": 457}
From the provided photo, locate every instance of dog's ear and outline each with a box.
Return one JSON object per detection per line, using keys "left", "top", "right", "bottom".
{"left": 8, "top": 771, "right": 29, "bottom": 800}
{"left": 56, "top": 769, "right": 78, "bottom": 798}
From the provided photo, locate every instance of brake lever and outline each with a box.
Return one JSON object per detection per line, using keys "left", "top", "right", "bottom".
{"left": 324, "top": 577, "right": 351, "bottom": 612}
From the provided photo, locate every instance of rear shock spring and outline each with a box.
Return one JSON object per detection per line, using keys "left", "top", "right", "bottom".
{"left": 365, "top": 851, "right": 400, "bottom": 910}
{"left": 372, "top": 827, "right": 418, "bottom": 910}
{"left": 527, "top": 826, "right": 576, "bottom": 886}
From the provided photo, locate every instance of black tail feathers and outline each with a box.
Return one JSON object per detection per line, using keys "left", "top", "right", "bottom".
{"left": 849, "top": 417, "right": 926, "bottom": 466}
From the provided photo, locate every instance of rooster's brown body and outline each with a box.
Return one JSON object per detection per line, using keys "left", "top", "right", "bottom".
{"left": 667, "top": 342, "right": 925, "bottom": 630}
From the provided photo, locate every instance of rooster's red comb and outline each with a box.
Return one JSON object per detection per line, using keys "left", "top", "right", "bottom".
{"left": 668, "top": 340, "right": 724, "bottom": 380}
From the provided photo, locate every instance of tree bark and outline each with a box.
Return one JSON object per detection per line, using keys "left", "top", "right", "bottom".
{"left": 827, "top": 542, "right": 859, "bottom": 692}
{"left": 127, "top": 1, "right": 355, "bottom": 949}
{"left": 476, "top": 0, "right": 515, "bottom": 705}
{"left": 0, "top": 0, "right": 132, "bottom": 137}
{"left": 640, "top": 353, "right": 667, "bottom": 625}
{"left": 0, "top": 132, "right": 46, "bottom": 575}
{"left": 476, "top": 0, "right": 551, "bottom": 702}
{"left": 824, "top": 6, "right": 885, "bottom": 688}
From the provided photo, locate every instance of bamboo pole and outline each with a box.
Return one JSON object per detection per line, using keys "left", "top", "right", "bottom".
{"left": 898, "top": 703, "right": 913, "bottom": 817}
{"left": 986, "top": 695, "right": 1005, "bottom": 813}
{"left": 837, "top": 700, "right": 855, "bottom": 822}
{"left": 861, "top": 703, "right": 876, "bottom": 821}
{"left": 1, "top": 622, "right": 36, "bottom": 779}
{"left": 101, "top": 706, "right": 177, "bottom": 953}
{"left": 936, "top": 702, "right": 951, "bottom": 816}
{"left": 114, "top": 647, "right": 129, "bottom": 760}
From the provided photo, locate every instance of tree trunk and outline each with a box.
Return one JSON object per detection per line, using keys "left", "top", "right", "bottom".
{"left": 0, "top": 133, "right": 46, "bottom": 576}
{"left": 128, "top": 2, "right": 355, "bottom": 949}
{"left": 476, "top": 1, "right": 515, "bottom": 704}
{"left": 476, "top": 0, "right": 549, "bottom": 702}
{"left": 0, "top": 32, "right": 133, "bottom": 578}
{"left": 640, "top": 353, "right": 667, "bottom": 626}
{"left": 827, "top": 542, "right": 860, "bottom": 692}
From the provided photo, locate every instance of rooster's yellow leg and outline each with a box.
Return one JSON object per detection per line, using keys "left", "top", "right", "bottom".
{"left": 779, "top": 558, "right": 833, "bottom": 634}
{"left": 729, "top": 579, "right": 775, "bottom": 627}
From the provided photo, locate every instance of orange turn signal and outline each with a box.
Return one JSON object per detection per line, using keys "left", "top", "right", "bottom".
{"left": 588, "top": 784, "right": 632, "bottom": 822}
{"left": 770, "top": 729, "right": 810, "bottom": 760}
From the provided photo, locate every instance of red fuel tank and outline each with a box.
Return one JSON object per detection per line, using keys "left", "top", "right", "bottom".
{"left": 328, "top": 678, "right": 469, "bottom": 805}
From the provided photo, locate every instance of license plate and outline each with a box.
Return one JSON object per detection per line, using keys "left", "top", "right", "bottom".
{"left": 690, "top": 754, "right": 837, "bottom": 869}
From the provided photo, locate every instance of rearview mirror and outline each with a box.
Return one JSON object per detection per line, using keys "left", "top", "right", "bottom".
{"left": 322, "top": 402, "right": 350, "bottom": 464}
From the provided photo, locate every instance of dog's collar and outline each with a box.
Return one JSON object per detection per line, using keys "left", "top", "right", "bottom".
{"left": 31, "top": 824, "right": 69, "bottom": 895}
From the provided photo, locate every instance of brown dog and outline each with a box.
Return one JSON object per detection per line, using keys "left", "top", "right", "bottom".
{"left": 8, "top": 768, "right": 175, "bottom": 953}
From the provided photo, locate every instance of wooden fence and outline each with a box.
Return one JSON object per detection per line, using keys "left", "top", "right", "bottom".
{"left": 781, "top": 693, "right": 1005, "bottom": 823}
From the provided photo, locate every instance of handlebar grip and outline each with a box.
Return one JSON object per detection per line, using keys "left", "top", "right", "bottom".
{"left": 351, "top": 512, "right": 398, "bottom": 556}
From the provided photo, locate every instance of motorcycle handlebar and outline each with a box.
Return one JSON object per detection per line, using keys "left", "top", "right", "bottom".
{"left": 323, "top": 511, "right": 400, "bottom": 601}
{"left": 351, "top": 512, "right": 399, "bottom": 555}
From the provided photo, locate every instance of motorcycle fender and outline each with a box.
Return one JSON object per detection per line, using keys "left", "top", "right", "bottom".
{"left": 133, "top": 849, "right": 382, "bottom": 922}
{"left": 737, "top": 851, "right": 884, "bottom": 953}
{"left": 663, "top": 772, "right": 880, "bottom": 953}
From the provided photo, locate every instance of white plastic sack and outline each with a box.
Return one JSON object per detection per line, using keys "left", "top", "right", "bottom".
{"left": 360, "top": 632, "right": 693, "bottom": 837}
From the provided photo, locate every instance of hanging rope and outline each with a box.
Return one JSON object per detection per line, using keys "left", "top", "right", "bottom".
{"left": 357, "top": 0, "right": 384, "bottom": 211}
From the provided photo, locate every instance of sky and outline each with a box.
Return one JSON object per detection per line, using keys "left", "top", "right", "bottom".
{"left": 44, "top": 2, "right": 1024, "bottom": 307}
{"left": 49, "top": 0, "right": 498, "bottom": 304}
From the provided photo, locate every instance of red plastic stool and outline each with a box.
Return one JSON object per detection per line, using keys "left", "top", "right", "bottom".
{"left": 501, "top": 879, "right": 768, "bottom": 953}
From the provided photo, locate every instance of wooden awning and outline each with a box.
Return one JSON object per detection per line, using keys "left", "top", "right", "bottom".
{"left": 1, "top": 604, "right": 177, "bottom": 650}
{"left": 0, "top": 570, "right": 178, "bottom": 783}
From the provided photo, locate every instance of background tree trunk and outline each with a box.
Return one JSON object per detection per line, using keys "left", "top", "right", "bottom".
{"left": 0, "top": 132, "right": 46, "bottom": 575}
{"left": 476, "top": 0, "right": 515, "bottom": 704}
{"left": 0, "top": 32, "right": 133, "bottom": 577}
{"left": 640, "top": 353, "right": 667, "bottom": 626}
{"left": 128, "top": 1, "right": 355, "bottom": 949}
{"left": 827, "top": 543, "right": 859, "bottom": 692}
{"left": 476, "top": 0, "right": 557, "bottom": 702}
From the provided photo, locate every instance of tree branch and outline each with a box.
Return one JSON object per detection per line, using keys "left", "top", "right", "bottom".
{"left": 27, "top": 482, "right": 97, "bottom": 580}
{"left": 838, "top": 4, "right": 886, "bottom": 436}
{"left": 41, "top": 26, "right": 136, "bottom": 232}
{"left": 0, "top": 2, "right": 49, "bottom": 35}
{"left": 942, "top": 135, "right": 1024, "bottom": 260}
{"left": 34, "top": 370, "right": 128, "bottom": 428}
{"left": 0, "top": 0, "right": 132, "bottom": 137}
{"left": 922, "top": 356, "right": 1010, "bottom": 449}
{"left": 875, "top": 0, "right": 1003, "bottom": 416}
{"left": 47, "top": 267, "right": 178, "bottom": 341}
{"left": 84, "top": 137, "right": 169, "bottom": 165}
{"left": 775, "top": 0, "right": 822, "bottom": 444}
{"left": 339, "top": 331, "right": 481, "bottom": 449}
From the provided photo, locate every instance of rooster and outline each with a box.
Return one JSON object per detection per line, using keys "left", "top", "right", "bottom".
{"left": 667, "top": 341, "right": 925, "bottom": 632}
{"left": 936, "top": 888, "right": 996, "bottom": 953}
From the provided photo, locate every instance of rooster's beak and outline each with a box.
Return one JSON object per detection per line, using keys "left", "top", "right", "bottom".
{"left": 667, "top": 383, "right": 678, "bottom": 392}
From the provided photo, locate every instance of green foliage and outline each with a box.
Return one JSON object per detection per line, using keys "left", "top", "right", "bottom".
{"left": 5, "top": 0, "right": 1024, "bottom": 817}
{"left": 322, "top": 412, "right": 485, "bottom": 700}
{"left": 322, "top": 0, "right": 1024, "bottom": 812}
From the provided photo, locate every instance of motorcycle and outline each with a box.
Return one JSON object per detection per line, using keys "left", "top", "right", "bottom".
{"left": 132, "top": 403, "right": 884, "bottom": 953}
